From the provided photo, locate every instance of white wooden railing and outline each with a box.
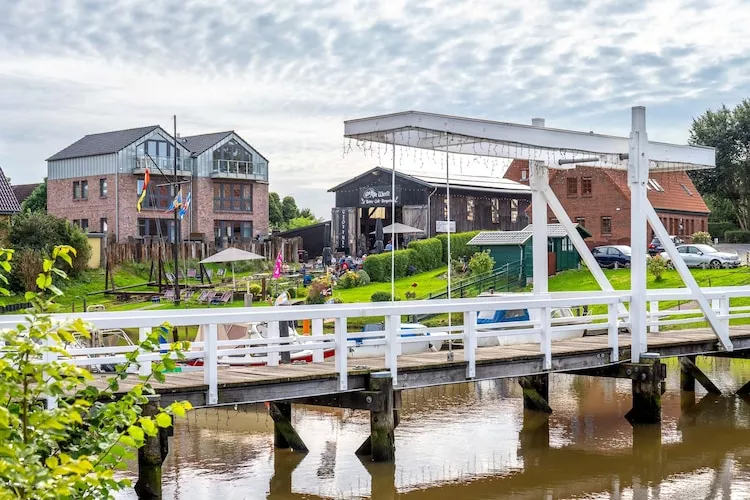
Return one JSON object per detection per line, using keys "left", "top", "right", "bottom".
{"left": 3, "top": 287, "right": 750, "bottom": 406}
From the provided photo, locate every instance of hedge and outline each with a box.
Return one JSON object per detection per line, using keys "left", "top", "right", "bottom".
{"left": 709, "top": 222, "right": 738, "bottom": 241}
{"left": 407, "top": 238, "right": 443, "bottom": 271}
{"left": 363, "top": 248, "right": 418, "bottom": 282}
{"left": 725, "top": 230, "right": 750, "bottom": 243}
{"left": 435, "top": 231, "right": 481, "bottom": 263}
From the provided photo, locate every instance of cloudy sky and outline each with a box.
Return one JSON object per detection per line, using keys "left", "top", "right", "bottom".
{"left": 2, "top": 0, "right": 750, "bottom": 217}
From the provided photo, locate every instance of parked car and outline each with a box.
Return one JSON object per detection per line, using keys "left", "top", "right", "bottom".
{"left": 648, "top": 235, "right": 683, "bottom": 256}
{"left": 660, "top": 244, "right": 740, "bottom": 269}
{"left": 592, "top": 245, "right": 631, "bottom": 268}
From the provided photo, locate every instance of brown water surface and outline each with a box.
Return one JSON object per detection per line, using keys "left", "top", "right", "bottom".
{"left": 117, "top": 357, "right": 750, "bottom": 499}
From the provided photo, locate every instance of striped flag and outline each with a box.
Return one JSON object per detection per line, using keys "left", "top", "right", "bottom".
{"left": 136, "top": 168, "right": 150, "bottom": 212}
{"left": 165, "top": 189, "right": 183, "bottom": 213}
{"left": 178, "top": 191, "right": 191, "bottom": 220}
{"left": 272, "top": 250, "right": 283, "bottom": 279}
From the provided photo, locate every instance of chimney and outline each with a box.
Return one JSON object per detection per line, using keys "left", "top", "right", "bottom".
{"left": 531, "top": 118, "right": 545, "bottom": 127}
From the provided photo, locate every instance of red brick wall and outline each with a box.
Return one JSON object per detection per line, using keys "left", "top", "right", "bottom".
{"left": 48, "top": 175, "right": 117, "bottom": 234}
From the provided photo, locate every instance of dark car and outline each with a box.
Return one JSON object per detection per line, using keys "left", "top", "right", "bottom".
{"left": 648, "top": 235, "right": 683, "bottom": 256}
{"left": 592, "top": 245, "right": 632, "bottom": 268}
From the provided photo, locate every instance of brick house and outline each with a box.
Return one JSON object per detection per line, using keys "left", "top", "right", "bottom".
{"left": 0, "top": 167, "right": 21, "bottom": 222}
{"left": 504, "top": 160, "right": 710, "bottom": 247}
{"left": 46, "top": 126, "right": 269, "bottom": 246}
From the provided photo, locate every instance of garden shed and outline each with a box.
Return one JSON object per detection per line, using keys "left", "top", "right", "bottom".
{"left": 468, "top": 223, "right": 591, "bottom": 278}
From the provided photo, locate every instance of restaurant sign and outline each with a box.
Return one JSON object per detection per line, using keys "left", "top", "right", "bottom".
{"left": 359, "top": 185, "right": 401, "bottom": 206}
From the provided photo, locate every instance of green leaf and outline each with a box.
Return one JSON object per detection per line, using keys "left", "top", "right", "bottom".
{"left": 45, "top": 456, "right": 59, "bottom": 468}
{"left": 139, "top": 417, "right": 156, "bottom": 436}
{"left": 36, "top": 274, "right": 46, "bottom": 290}
{"left": 43, "top": 259, "right": 53, "bottom": 272}
{"left": 119, "top": 435, "right": 136, "bottom": 448}
{"left": 127, "top": 425, "right": 144, "bottom": 442}
{"left": 155, "top": 413, "right": 172, "bottom": 428}
{"left": 47, "top": 284, "right": 63, "bottom": 296}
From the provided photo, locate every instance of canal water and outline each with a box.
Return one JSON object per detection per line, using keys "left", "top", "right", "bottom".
{"left": 118, "top": 357, "right": 750, "bottom": 499}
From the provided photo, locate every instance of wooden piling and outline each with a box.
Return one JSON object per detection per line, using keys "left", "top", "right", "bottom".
{"left": 625, "top": 357, "right": 665, "bottom": 425}
{"left": 519, "top": 374, "right": 552, "bottom": 414}
{"left": 369, "top": 372, "right": 395, "bottom": 462}
{"left": 269, "top": 402, "right": 308, "bottom": 453}
{"left": 680, "top": 355, "right": 721, "bottom": 395}
{"left": 135, "top": 395, "right": 165, "bottom": 500}
{"left": 680, "top": 355, "right": 696, "bottom": 392}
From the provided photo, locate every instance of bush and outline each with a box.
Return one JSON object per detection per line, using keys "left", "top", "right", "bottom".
{"left": 408, "top": 238, "right": 443, "bottom": 271}
{"left": 725, "top": 230, "right": 750, "bottom": 243}
{"left": 286, "top": 287, "right": 297, "bottom": 299}
{"left": 692, "top": 231, "right": 712, "bottom": 245}
{"left": 371, "top": 291, "right": 400, "bottom": 302}
{"left": 468, "top": 251, "right": 495, "bottom": 276}
{"left": 648, "top": 255, "right": 667, "bottom": 282}
{"left": 709, "top": 222, "right": 738, "bottom": 241}
{"left": 436, "top": 231, "right": 480, "bottom": 264}
{"left": 307, "top": 275, "right": 332, "bottom": 304}
{"left": 338, "top": 270, "right": 361, "bottom": 289}
{"left": 248, "top": 283, "right": 262, "bottom": 297}
{"left": 363, "top": 249, "right": 419, "bottom": 282}
{"left": 357, "top": 269, "right": 371, "bottom": 286}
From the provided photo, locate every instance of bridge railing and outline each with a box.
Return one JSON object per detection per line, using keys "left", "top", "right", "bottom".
{"left": 3, "top": 286, "right": 749, "bottom": 405}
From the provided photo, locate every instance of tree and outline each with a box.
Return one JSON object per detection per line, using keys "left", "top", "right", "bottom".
{"left": 0, "top": 245, "right": 192, "bottom": 498}
{"left": 285, "top": 216, "right": 319, "bottom": 230}
{"left": 689, "top": 100, "right": 750, "bottom": 230}
{"left": 281, "top": 196, "right": 299, "bottom": 223}
{"left": 20, "top": 179, "right": 47, "bottom": 213}
{"left": 269, "top": 192, "right": 284, "bottom": 229}
{"left": 299, "top": 208, "right": 314, "bottom": 219}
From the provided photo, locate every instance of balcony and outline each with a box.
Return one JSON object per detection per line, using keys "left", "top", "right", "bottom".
{"left": 133, "top": 156, "right": 194, "bottom": 177}
{"left": 211, "top": 160, "right": 268, "bottom": 182}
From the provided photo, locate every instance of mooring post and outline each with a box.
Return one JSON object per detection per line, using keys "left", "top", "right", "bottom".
{"left": 519, "top": 374, "right": 552, "bottom": 414}
{"left": 270, "top": 402, "right": 308, "bottom": 453}
{"left": 625, "top": 354, "right": 665, "bottom": 425}
{"left": 370, "top": 371, "right": 395, "bottom": 462}
{"left": 680, "top": 355, "right": 696, "bottom": 392}
{"left": 135, "top": 395, "right": 165, "bottom": 500}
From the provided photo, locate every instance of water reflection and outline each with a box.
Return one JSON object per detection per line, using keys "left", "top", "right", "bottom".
{"left": 117, "top": 358, "right": 750, "bottom": 499}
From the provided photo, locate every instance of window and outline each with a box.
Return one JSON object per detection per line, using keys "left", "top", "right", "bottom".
{"left": 701, "top": 219, "right": 705, "bottom": 232}
{"left": 73, "top": 219, "right": 89, "bottom": 231}
{"left": 73, "top": 180, "right": 88, "bottom": 200}
{"left": 100, "top": 218, "right": 108, "bottom": 233}
{"left": 581, "top": 177, "right": 592, "bottom": 196}
{"left": 137, "top": 179, "right": 173, "bottom": 210}
{"left": 213, "top": 182, "right": 253, "bottom": 212}
{"left": 99, "top": 178, "right": 108, "bottom": 197}
{"left": 575, "top": 217, "right": 586, "bottom": 227}
{"left": 214, "top": 220, "right": 253, "bottom": 243}
{"left": 491, "top": 199, "right": 500, "bottom": 224}
{"left": 567, "top": 177, "right": 578, "bottom": 196}
{"left": 138, "top": 139, "right": 180, "bottom": 158}
{"left": 138, "top": 218, "right": 176, "bottom": 242}
{"left": 466, "top": 197, "right": 475, "bottom": 221}
{"left": 510, "top": 199, "right": 518, "bottom": 223}
{"left": 678, "top": 218, "right": 684, "bottom": 235}
{"left": 521, "top": 170, "right": 528, "bottom": 181}
{"left": 549, "top": 216, "right": 559, "bottom": 224}
{"left": 601, "top": 216, "right": 612, "bottom": 235}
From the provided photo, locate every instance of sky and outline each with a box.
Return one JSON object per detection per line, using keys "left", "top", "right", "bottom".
{"left": 2, "top": 0, "right": 750, "bottom": 218}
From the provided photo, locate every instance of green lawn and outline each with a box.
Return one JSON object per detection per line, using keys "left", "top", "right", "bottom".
{"left": 331, "top": 267, "right": 450, "bottom": 303}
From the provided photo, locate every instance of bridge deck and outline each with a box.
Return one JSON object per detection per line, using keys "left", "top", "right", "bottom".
{"left": 99, "top": 326, "right": 750, "bottom": 407}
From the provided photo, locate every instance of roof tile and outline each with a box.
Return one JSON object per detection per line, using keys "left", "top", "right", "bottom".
{"left": 0, "top": 168, "right": 21, "bottom": 214}
{"left": 47, "top": 125, "right": 161, "bottom": 161}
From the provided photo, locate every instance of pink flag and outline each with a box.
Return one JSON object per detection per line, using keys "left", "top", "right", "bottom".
{"left": 272, "top": 250, "right": 283, "bottom": 279}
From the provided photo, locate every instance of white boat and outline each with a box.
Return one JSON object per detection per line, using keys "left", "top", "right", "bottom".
{"left": 475, "top": 292, "right": 587, "bottom": 346}
{"left": 348, "top": 322, "right": 443, "bottom": 358}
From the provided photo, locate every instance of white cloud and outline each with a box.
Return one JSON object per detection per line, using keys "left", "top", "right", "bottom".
{"left": 1, "top": 0, "right": 750, "bottom": 218}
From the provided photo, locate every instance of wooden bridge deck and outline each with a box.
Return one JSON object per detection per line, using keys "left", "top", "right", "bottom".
{"left": 99, "top": 326, "right": 750, "bottom": 407}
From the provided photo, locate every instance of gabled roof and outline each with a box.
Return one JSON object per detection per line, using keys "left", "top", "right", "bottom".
{"left": 47, "top": 125, "right": 161, "bottom": 161}
{"left": 12, "top": 183, "right": 41, "bottom": 205}
{"left": 598, "top": 169, "right": 709, "bottom": 214}
{"left": 469, "top": 223, "right": 591, "bottom": 246}
{"left": 328, "top": 167, "right": 434, "bottom": 192}
{"left": 179, "top": 131, "right": 233, "bottom": 155}
{"left": 521, "top": 223, "right": 592, "bottom": 238}
{"left": 0, "top": 168, "right": 21, "bottom": 214}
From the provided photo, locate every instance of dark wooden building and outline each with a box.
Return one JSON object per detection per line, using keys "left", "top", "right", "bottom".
{"left": 328, "top": 167, "right": 531, "bottom": 255}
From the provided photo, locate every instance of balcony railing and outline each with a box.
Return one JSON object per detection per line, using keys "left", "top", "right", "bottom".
{"left": 133, "top": 156, "right": 194, "bottom": 175}
{"left": 211, "top": 160, "right": 268, "bottom": 181}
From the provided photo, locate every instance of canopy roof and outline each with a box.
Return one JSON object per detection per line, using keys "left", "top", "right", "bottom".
{"left": 344, "top": 110, "right": 715, "bottom": 171}
{"left": 371, "top": 222, "right": 425, "bottom": 235}
{"left": 200, "top": 247, "right": 265, "bottom": 264}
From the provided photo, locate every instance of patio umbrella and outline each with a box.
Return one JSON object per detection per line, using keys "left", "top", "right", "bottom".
{"left": 371, "top": 223, "right": 425, "bottom": 250}
{"left": 200, "top": 247, "right": 265, "bottom": 289}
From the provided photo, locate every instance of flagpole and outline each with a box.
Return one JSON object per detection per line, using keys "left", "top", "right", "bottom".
{"left": 173, "top": 114, "right": 181, "bottom": 306}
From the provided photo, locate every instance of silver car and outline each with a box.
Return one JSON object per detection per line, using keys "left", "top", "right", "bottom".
{"left": 660, "top": 244, "right": 741, "bottom": 269}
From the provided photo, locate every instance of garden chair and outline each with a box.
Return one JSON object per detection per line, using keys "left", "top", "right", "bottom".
{"left": 187, "top": 268, "right": 197, "bottom": 280}
{"left": 199, "top": 291, "right": 217, "bottom": 304}
{"left": 211, "top": 291, "right": 233, "bottom": 305}
{"left": 217, "top": 268, "right": 226, "bottom": 278}
{"left": 182, "top": 289, "right": 194, "bottom": 301}
{"left": 160, "top": 289, "right": 175, "bottom": 302}
{"left": 165, "top": 272, "right": 176, "bottom": 285}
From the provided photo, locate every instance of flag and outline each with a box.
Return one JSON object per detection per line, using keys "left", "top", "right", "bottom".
{"left": 272, "top": 250, "right": 283, "bottom": 279}
{"left": 165, "top": 189, "right": 183, "bottom": 213}
{"left": 274, "top": 291, "right": 289, "bottom": 306}
{"left": 136, "top": 169, "right": 150, "bottom": 212}
{"left": 178, "top": 191, "right": 191, "bottom": 220}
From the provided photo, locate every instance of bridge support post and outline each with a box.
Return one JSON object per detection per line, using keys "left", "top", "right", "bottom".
{"left": 519, "top": 374, "right": 552, "bottom": 414}
{"left": 135, "top": 395, "right": 169, "bottom": 500}
{"left": 356, "top": 372, "right": 396, "bottom": 462}
{"left": 680, "top": 356, "right": 721, "bottom": 395}
{"left": 625, "top": 355, "right": 665, "bottom": 425}
{"left": 270, "top": 402, "right": 308, "bottom": 453}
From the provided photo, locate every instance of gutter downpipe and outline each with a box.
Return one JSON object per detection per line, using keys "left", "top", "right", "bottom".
{"left": 426, "top": 186, "right": 437, "bottom": 237}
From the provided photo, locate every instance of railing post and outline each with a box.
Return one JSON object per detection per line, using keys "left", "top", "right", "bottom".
{"left": 267, "top": 321, "right": 280, "bottom": 367}
{"left": 138, "top": 327, "right": 152, "bottom": 377}
{"left": 720, "top": 296, "right": 730, "bottom": 336}
{"left": 649, "top": 301, "right": 660, "bottom": 333}
{"left": 312, "top": 319, "right": 324, "bottom": 363}
{"left": 463, "top": 310, "right": 477, "bottom": 379}
{"left": 608, "top": 301, "right": 619, "bottom": 362}
{"left": 540, "top": 306, "right": 551, "bottom": 370}
{"left": 334, "top": 317, "right": 348, "bottom": 390}
{"left": 203, "top": 324, "right": 218, "bottom": 405}
{"left": 44, "top": 336, "right": 58, "bottom": 410}
{"left": 384, "top": 315, "right": 399, "bottom": 385}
